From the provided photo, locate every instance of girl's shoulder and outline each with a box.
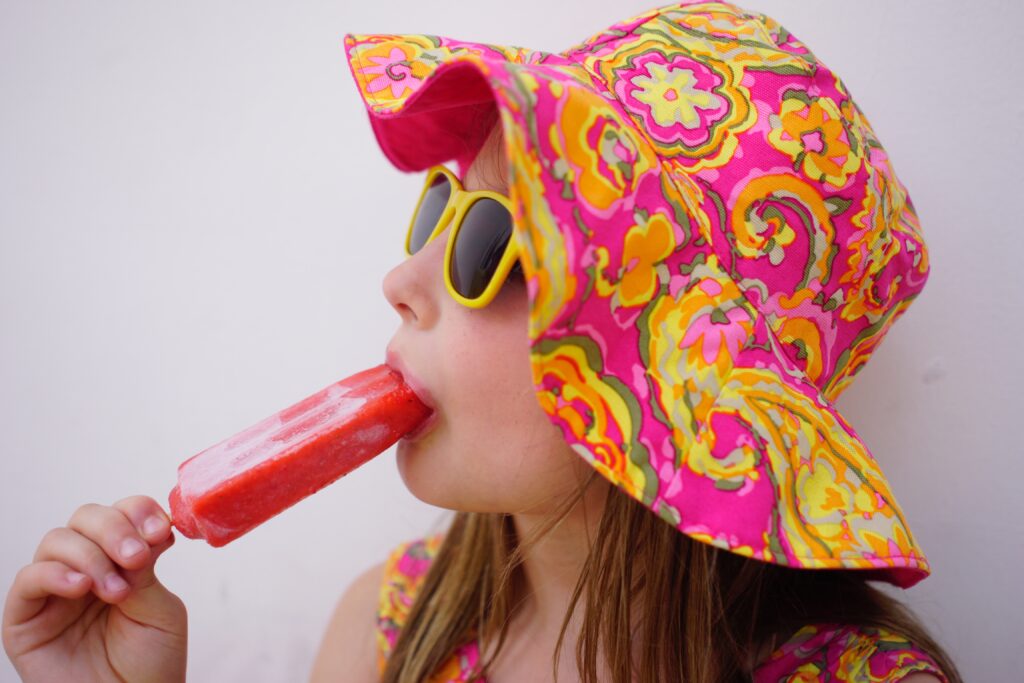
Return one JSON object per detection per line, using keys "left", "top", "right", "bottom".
{"left": 374, "top": 533, "right": 447, "bottom": 673}
{"left": 754, "top": 621, "right": 950, "bottom": 682}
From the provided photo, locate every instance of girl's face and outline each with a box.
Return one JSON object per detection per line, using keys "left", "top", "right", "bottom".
{"left": 383, "top": 128, "right": 594, "bottom": 516}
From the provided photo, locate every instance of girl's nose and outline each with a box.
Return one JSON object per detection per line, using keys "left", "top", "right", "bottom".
{"left": 381, "top": 251, "right": 440, "bottom": 328}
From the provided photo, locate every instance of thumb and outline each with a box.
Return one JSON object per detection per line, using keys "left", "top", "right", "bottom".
{"left": 115, "top": 532, "right": 186, "bottom": 633}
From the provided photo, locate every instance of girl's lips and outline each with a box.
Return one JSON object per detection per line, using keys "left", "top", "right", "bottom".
{"left": 385, "top": 348, "right": 439, "bottom": 441}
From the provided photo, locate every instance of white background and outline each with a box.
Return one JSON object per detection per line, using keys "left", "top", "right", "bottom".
{"left": 2, "top": 1, "right": 1019, "bottom": 680}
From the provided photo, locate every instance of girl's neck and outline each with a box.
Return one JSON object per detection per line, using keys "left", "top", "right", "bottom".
{"left": 508, "top": 475, "right": 610, "bottom": 635}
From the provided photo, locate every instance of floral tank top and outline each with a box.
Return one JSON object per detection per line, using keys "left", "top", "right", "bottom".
{"left": 375, "top": 535, "right": 949, "bottom": 682}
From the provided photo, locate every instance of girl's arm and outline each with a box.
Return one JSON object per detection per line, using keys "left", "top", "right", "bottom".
{"left": 308, "top": 561, "right": 386, "bottom": 683}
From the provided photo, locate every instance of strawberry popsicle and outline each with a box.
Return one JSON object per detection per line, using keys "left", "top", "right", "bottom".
{"left": 169, "top": 363, "right": 433, "bottom": 547}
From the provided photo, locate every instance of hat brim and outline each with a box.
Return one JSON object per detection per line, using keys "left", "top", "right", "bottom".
{"left": 343, "top": 31, "right": 930, "bottom": 589}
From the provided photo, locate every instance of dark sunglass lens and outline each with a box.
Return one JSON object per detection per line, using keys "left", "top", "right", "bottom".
{"left": 450, "top": 198, "right": 514, "bottom": 300}
{"left": 409, "top": 175, "right": 451, "bottom": 254}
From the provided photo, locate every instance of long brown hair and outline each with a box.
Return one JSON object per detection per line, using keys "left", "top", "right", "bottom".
{"left": 381, "top": 113, "right": 962, "bottom": 682}
{"left": 381, "top": 468, "right": 961, "bottom": 682}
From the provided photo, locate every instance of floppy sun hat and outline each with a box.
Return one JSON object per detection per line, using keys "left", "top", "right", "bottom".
{"left": 344, "top": 0, "right": 932, "bottom": 588}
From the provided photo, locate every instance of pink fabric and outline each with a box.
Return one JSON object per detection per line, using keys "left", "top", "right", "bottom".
{"left": 344, "top": 1, "right": 931, "bottom": 588}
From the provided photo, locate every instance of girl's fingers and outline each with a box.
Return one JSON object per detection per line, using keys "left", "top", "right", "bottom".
{"left": 3, "top": 560, "right": 92, "bottom": 627}
{"left": 121, "top": 531, "right": 176, "bottom": 593}
{"left": 32, "top": 527, "right": 133, "bottom": 604}
{"left": 109, "top": 497, "right": 176, "bottom": 593}
{"left": 111, "top": 495, "right": 172, "bottom": 547}
{"left": 3, "top": 498, "right": 186, "bottom": 664}
{"left": 64, "top": 503, "right": 152, "bottom": 571}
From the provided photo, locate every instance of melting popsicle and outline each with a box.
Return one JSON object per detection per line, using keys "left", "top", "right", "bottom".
{"left": 169, "top": 363, "right": 433, "bottom": 547}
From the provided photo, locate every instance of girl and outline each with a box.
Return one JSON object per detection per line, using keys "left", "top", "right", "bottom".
{"left": 3, "top": 2, "right": 963, "bottom": 681}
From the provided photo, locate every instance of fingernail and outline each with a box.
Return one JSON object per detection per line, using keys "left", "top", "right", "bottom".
{"left": 66, "top": 571, "right": 87, "bottom": 584}
{"left": 120, "top": 538, "right": 145, "bottom": 559}
{"left": 142, "top": 516, "right": 166, "bottom": 536}
{"left": 105, "top": 573, "right": 129, "bottom": 593}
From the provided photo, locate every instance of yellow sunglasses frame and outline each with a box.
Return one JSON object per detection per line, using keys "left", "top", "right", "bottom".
{"left": 404, "top": 164, "right": 520, "bottom": 309}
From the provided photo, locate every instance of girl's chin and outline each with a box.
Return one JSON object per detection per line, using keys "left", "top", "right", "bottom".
{"left": 394, "top": 415, "right": 439, "bottom": 468}
{"left": 395, "top": 436, "right": 414, "bottom": 463}
{"left": 395, "top": 438, "right": 441, "bottom": 501}
{"left": 395, "top": 438, "right": 485, "bottom": 511}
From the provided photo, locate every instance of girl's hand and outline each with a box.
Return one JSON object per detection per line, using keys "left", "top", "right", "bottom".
{"left": 2, "top": 496, "right": 187, "bottom": 683}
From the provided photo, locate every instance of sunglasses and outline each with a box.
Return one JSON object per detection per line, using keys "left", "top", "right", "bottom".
{"left": 405, "top": 164, "right": 522, "bottom": 309}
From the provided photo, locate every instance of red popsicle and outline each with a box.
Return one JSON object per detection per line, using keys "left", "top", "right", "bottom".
{"left": 169, "top": 364, "right": 433, "bottom": 547}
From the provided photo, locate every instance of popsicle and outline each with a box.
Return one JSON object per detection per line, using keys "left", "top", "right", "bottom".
{"left": 168, "top": 363, "right": 433, "bottom": 547}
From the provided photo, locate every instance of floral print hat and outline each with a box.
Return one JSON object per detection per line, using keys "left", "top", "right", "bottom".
{"left": 344, "top": 0, "right": 931, "bottom": 588}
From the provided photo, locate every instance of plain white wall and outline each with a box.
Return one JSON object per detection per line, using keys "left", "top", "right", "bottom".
{"left": 1, "top": 1, "right": 1019, "bottom": 680}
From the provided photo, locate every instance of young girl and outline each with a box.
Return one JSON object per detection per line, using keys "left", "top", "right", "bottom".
{"left": 3, "top": 2, "right": 963, "bottom": 681}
